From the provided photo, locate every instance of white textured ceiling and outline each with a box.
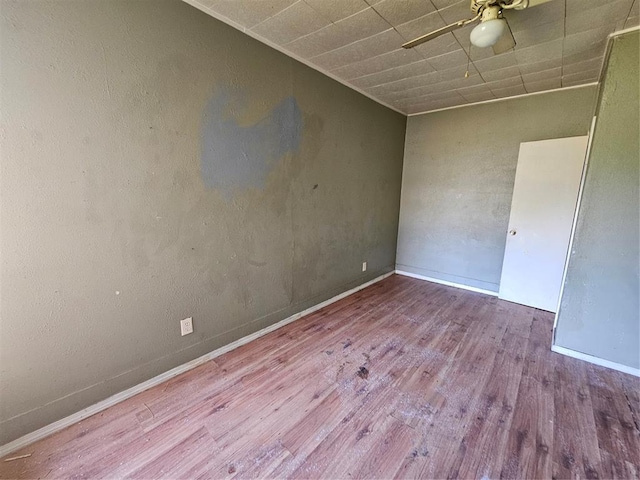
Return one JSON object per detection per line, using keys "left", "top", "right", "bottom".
{"left": 184, "top": 0, "right": 639, "bottom": 114}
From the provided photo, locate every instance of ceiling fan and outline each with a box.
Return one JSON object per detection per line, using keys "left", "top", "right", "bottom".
{"left": 402, "top": 0, "right": 554, "bottom": 55}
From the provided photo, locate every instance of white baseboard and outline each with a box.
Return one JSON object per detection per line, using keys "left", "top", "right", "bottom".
{"left": 395, "top": 270, "right": 639, "bottom": 377}
{"left": 0, "top": 271, "right": 394, "bottom": 458}
{"left": 394, "top": 269, "right": 498, "bottom": 297}
{"left": 551, "top": 344, "right": 640, "bottom": 377}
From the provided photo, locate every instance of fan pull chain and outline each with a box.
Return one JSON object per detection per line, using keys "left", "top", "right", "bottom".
{"left": 465, "top": 43, "right": 471, "bottom": 78}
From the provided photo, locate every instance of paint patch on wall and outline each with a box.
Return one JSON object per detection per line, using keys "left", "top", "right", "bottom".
{"left": 201, "top": 90, "right": 303, "bottom": 196}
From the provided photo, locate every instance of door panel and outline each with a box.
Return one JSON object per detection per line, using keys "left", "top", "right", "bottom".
{"left": 499, "top": 136, "right": 588, "bottom": 312}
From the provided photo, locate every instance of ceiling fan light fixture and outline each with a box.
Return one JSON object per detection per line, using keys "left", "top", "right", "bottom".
{"left": 470, "top": 18, "right": 506, "bottom": 48}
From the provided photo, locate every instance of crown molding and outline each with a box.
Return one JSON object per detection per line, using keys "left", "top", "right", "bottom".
{"left": 407, "top": 83, "right": 598, "bottom": 117}
{"left": 182, "top": 0, "right": 405, "bottom": 115}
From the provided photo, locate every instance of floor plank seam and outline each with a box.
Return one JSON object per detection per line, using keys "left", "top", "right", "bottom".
{"left": 2, "top": 276, "right": 639, "bottom": 479}
{"left": 623, "top": 390, "right": 640, "bottom": 435}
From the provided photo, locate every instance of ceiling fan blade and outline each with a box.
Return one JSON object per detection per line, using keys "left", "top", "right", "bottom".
{"left": 402, "top": 16, "right": 479, "bottom": 49}
{"left": 492, "top": 19, "right": 516, "bottom": 55}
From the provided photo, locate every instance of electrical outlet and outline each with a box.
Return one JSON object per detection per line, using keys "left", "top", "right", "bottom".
{"left": 362, "top": 261, "right": 367, "bottom": 272}
{"left": 180, "top": 317, "right": 193, "bottom": 336}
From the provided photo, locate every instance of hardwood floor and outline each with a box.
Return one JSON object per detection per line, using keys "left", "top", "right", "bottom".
{"left": 2, "top": 275, "right": 639, "bottom": 479}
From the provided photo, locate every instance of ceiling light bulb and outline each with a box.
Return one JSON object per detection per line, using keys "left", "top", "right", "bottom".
{"left": 470, "top": 18, "right": 506, "bottom": 48}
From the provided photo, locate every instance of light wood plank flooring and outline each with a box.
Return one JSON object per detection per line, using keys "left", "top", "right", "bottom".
{"left": 2, "top": 275, "right": 639, "bottom": 479}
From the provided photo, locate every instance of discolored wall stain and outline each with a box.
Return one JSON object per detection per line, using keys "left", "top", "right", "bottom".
{"left": 201, "top": 90, "right": 303, "bottom": 196}
{"left": 0, "top": 0, "right": 406, "bottom": 447}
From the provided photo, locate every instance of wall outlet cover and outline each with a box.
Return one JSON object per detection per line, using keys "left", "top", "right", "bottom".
{"left": 362, "top": 262, "right": 367, "bottom": 272}
{"left": 180, "top": 317, "right": 193, "bottom": 336}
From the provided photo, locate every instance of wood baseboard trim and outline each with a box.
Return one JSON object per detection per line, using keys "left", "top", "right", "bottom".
{"left": 394, "top": 270, "right": 498, "bottom": 297}
{"left": 551, "top": 344, "right": 640, "bottom": 377}
{"left": 0, "top": 271, "right": 394, "bottom": 457}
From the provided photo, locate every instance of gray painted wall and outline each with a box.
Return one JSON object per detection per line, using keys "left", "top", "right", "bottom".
{"left": 0, "top": 0, "right": 406, "bottom": 444}
{"left": 397, "top": 87, "right": 597, "bottom": 292}
{"left": 554, "top": 32, "right": 640, "bottom": 369}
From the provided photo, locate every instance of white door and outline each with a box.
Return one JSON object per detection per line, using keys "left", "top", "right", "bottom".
{"left": 499, "top": 136, "right": 588, "bottom": 312}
